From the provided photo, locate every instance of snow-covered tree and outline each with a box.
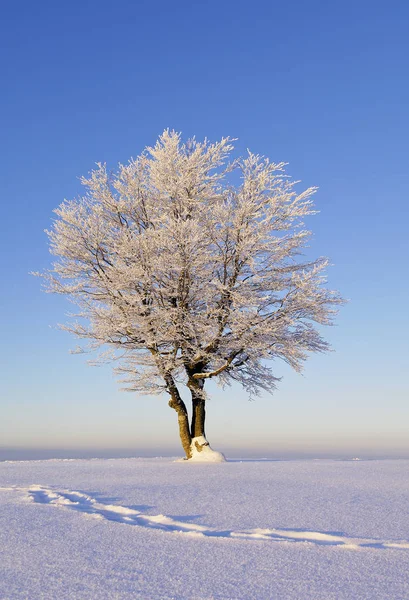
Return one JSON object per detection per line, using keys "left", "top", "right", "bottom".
{"left": 39, "top": 131, "right": 343, "bottom": 460}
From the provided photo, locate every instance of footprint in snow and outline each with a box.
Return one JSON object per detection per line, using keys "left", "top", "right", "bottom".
{"left": 1, "top": 485, "right": 409, "bottom": 551}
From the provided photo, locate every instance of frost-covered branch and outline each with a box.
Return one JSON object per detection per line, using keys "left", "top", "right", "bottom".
{"left": 38, "top": 130, "right": 344, "bottom": 401}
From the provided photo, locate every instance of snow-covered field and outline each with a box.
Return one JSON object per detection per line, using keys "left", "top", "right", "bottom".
{"left": 1, "top": 458, "right": 408, "bottom": 599}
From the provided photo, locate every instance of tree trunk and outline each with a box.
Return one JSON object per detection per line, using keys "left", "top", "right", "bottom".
{"left": 186, "top": 378, "right": 224, "bottom": 462}
{"left": 165, "top": 374, "right": 192, "bottom": 459}
{"left": 191, "top": 391, "right": 206, "bottom": 439}
{"left": 189, "top": 380, "right": 210, "bottom": 454}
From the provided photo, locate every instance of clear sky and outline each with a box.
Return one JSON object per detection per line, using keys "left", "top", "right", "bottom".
{"left": 1, "top": 0, "right": 408, "bottom": 459}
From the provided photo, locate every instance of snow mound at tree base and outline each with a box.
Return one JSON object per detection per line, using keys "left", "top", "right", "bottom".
{"left": 189, "top": 437, "right": 226, "bottom": 462}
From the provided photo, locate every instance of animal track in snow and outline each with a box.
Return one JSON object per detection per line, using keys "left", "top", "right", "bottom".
{"left": 2, "top": 485, "right": 409, "bottom": 550}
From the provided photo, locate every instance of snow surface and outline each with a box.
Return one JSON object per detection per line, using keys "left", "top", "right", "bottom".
{"left": 1, "top": 458, "right": 409, "bottom": 599}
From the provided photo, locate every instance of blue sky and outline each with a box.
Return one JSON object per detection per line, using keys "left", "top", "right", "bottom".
{"left": 1, "top": 0, "right": 408, "bottom": 458}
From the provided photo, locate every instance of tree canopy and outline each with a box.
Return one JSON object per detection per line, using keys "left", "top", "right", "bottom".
{"left": 40, "top": 131, "right": 343, "bottom": 459}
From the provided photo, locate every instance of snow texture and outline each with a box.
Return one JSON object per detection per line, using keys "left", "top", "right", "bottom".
{"left": 1, "top": 458, "right": 409, "bottom": 599}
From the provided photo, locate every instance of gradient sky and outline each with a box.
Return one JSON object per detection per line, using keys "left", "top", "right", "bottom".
{"left": 1, "top": 0, "right": 408, "bottom": 458}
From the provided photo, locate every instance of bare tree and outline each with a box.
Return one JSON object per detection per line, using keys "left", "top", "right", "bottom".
{"left": 39, "top": 131, "right": 343, "bottom": 460}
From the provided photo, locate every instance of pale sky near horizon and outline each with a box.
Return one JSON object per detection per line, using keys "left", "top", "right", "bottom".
{"left": 1, "top": 0, "right": 408, "bottom": 458}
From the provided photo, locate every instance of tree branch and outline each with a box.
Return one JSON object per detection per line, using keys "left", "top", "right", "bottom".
{"left": 192, "top": 351, "right": 241, "bottom": 379}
